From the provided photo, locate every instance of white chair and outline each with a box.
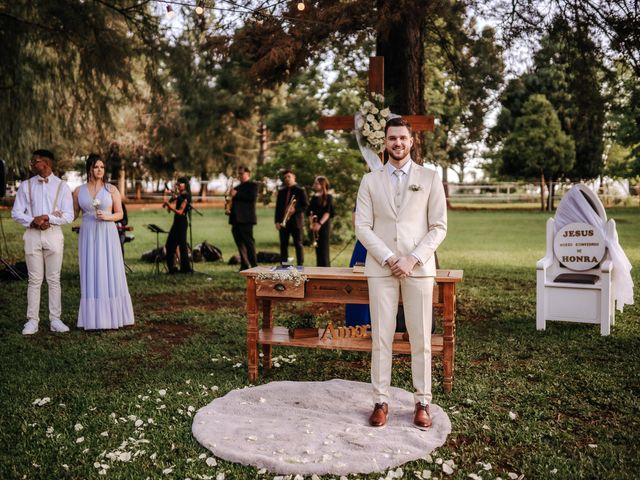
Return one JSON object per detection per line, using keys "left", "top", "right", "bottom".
{"left": 536, "top": 186, "right": 616, "bottom": 336}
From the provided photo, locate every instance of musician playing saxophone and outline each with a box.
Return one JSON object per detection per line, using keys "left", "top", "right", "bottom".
{"left": 275, "top": 169, "right": 308, "bottom": 266}
{"left": 307, "top": 176, "right": 335, "bottom": 267}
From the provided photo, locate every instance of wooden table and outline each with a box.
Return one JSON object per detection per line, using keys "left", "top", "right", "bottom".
{"left": 240, "top": 267, "right": 463, "bottom": 392}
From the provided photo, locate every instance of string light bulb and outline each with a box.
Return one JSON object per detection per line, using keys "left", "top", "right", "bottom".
{"left": 166, "top": 4, "right": 176, "bottom": 17}
{"left": 195, "top": 1, "right": 204, "bottom": 15}
{"left": 296, "top": 1, "right": 305, "bottom": 11}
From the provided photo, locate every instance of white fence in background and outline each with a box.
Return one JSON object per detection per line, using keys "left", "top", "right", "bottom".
{"left": 446, "top": 180, "right": 637, "bottom": 206}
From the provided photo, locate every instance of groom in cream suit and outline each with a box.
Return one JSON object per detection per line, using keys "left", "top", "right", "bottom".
{"left": 356, "top": 117, "right": 447, "bottom": 428}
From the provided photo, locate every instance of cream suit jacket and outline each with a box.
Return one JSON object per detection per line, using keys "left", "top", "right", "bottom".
{"left": 355, "top": 161, "right": 447, "bottom": 277}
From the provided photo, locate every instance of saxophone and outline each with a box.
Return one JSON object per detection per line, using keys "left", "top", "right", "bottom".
{"left": 224, "top": 178, "right": 233, "bottom": 216}
{"left": 309, "top": 212, "right": 319, "bottom": 248}
{"left": 281, "top": 195, "right": 297, "bottom": 228}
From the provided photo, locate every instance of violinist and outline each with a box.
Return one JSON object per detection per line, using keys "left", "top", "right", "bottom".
{"left": 274, "top": 169, "right": 308, "bottom": 266}
{"left": 307, "top": 176, "right": 334, "bottom": 267}
{"left": 163, "top": 176, "right": 192, "bottom": 274}
{"left": 229, "top": 166, "right": 258, "bottom": 271}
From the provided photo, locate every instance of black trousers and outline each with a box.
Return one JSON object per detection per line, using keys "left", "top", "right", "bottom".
{"left": 279, "top": 224, "right": 304, "bottom": 265}
{"left": 232, "top": 223, "right": 257, "bottom": 270}
{"left": 166, "top": 218, "right": 190, "bottom": 273}
{"left": 314, "top": 222, "right": 331, "bottom": 267}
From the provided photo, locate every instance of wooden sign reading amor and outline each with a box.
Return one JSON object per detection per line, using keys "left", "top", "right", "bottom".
{"left": 553, "top": 222, "right": 605, "bottom": 271}
{"left": 321, "top": 322, "right": 371, "bottom": 340}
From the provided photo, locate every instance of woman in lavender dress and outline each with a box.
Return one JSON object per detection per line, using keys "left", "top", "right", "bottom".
{"left": 73, "top": 154, "right": 134, "bottom": 330}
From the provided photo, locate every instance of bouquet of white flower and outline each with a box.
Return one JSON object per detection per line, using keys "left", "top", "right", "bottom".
{"left": 356, "top": 93, "right": 391, "bottom": 153}
{"left": 92, "top": 198, "right": 101, "bottom": 213}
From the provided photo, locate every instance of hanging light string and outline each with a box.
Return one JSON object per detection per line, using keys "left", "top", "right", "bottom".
{"left": 158, "top": 0, "right": 334, "bottom": 28}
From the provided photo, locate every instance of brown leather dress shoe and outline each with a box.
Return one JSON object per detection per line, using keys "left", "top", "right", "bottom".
{"left": 369, "top": 402, "right": 388, "bottom": 427}
{"left": 414, "top": 402, "right": 432, "bottom": 428}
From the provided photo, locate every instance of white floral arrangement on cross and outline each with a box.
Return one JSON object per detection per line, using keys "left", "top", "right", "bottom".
{"left": 356, "top": 93, "right": 391, "bottom": 153}
{"left": 256, "top": 267, "right": 307, "bottom": 287}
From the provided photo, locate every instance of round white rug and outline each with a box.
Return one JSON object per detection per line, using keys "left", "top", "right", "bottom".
{"left": 192, "top": 379, "right": 451, "bottom": 475}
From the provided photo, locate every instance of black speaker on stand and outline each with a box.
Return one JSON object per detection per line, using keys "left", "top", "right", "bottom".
{"left": 0, "top": 159, "right": 25, "bottom": 280}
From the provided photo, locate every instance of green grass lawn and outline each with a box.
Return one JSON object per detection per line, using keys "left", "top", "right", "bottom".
{"left": 0, "top": 206, "right": 638, "bottom": 479}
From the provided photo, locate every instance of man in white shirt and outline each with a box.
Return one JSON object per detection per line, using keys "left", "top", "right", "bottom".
{"left": 11, "top": 150, "right": 74, "bottom": 335}
{"left": 356, "top": 118, "right": 447, "bottom": 428}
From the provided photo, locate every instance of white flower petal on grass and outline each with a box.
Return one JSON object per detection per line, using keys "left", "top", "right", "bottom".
{"left": 482, "top": 424, "right": 491, "bottom": 430}
{"left": 258, "top": 468, "right": 267, "bottom": 475}
{"left": 33, "top": 397, "right": 51, "bottom": 407}
{"left": 62, "top": 464, "right": 69, "bottom": 470}
{"left": 162, "top": 467, "right": 174, "bottom": 474}
{"left": 150, "top": 453, "right": 157, "bottom": 460}
{"left": 422, "top": 469, "right": 432, "bottom": 479}
{"left": 442, "top": 463, "right": 454, "bottom": 475}
{"left": 135, "top": 419, "right": 144, "bottom": 427}
{"left": 98, "top": 469, "right": 107, "bottom": 475}
{"left": 588, "top": 444, "right": 597, "bottom": 448}
{"left": 507, "top": 473, "right": 519, "bottom": 479}
{"left": 76, "top": 437, "right": 85, "bottom": 443}
{"left": 158, "top": 389, "right": 167, "bottom": 397}
{"left": 211, "top": 386, "right": 219, "bottom": 392}
{"left": 94, "top": 462, "right": 102, "bottom": 469}
{"left": 274, "top": 362, "right": 281, "bottom": 368}
{"left": 216, "top": 474, "right": 225, "bottom": 480}
{"left": 118, "top": 451, "right": 132, "bottom": 462}
{"left": 508, "top": 411, "right": 517, "bottom": 420}
{"left": 100, "top": 431, "right": 109, "bottom": 437}
{"left": 74, "top": 423, "right": 83, "bottom": 432}
{"left": 199, "top": 453, "right": 207, "bottom": 459}
{"left": 206, "top": 457, "right": 217, "bottom": 467}
{"left": 467, "top": 474, "right": 482, "bottom": 480}
{"left": 435, "top": 458, "right": 443, "bottom": 465}
{"left": 550, "top": 469, "right": 558, "bottom": 474}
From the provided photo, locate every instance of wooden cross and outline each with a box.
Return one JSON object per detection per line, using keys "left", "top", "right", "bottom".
{"left": 319, "top": 56, "right": 434, "bottom": 136}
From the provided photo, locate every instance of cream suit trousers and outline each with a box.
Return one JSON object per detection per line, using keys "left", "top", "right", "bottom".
{"left": 23, "top": 226, "right": 64, "bottom": 323}
{"left": 368, "top": 275, "right": 434, "bottom": 405}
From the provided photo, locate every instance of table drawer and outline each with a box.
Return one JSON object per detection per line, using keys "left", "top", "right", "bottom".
{"left": 305, "top": 280, "right": 369, "bottom": 302}
{"left": 256, "top": 279, "right": 305, "bottom": 298}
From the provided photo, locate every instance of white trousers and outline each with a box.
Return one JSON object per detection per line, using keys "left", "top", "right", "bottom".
{"left": 368, "top": 275, "right": 434, "bottom": 405}
{"left": 23, "top": 227, "right": 64, "bottom": 323}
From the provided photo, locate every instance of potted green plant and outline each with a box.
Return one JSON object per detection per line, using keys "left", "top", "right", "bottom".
{"left": 281, "top": 312, "right": 319, "bottom": 339}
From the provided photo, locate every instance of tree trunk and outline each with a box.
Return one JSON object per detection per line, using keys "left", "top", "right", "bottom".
{"left": 547, "top": 178, "right": 555, "bottom": 211}
{"left": 441, "top": 166, "right": 452, "bottom": 209}
{"left": 119, "top": 162, "right": 126, "bottom": 200}
{"left": 540, "top": 172, "right": 546, "bottom": 211}
{"left": 376, "top": 0, "right": 426, "bottom": 165}
{"left": 257, "top": 121, "right": 268, "bottom": 167}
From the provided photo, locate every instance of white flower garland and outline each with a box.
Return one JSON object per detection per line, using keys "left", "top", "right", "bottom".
{"left": 356, "top": 93, "right": 391, "bottom": 153}
{"left": 256, "top": 267, "right": 307, "bottom": 287}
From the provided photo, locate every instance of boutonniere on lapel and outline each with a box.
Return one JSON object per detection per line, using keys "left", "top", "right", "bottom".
{"left": 408, "top": 184, "right": 422, "bottom": 192}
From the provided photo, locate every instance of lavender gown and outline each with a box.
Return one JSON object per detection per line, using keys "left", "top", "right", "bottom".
{"left": 77, "top": 184, "right": 134, "bottom": 329}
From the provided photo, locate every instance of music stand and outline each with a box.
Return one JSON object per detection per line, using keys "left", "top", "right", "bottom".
{"left": 0, "top": 214, "right": 24, "bottom": 280}
{"left": 145, "top": 224, "right": 169, "bottom": 274}
{"left": 0, "top": 159, "right": 24, "bottom": 280}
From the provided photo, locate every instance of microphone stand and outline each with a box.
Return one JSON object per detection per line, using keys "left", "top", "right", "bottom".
{"left": 185, "top": 201, "right": 213, "bottom": 278}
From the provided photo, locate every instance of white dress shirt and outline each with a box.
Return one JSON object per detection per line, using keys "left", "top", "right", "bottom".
{"left": 381, "top": 159, "right": 422, "bottom": 266}
{"left": 11, "top": 175, "right": 74, "bottom": 228}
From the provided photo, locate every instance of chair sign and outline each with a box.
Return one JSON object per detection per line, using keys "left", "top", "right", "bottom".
{"left": 553, "top": 222, "right": 605, "bottom": 271}
{"left": 536, "top": 185, "right": 616, "bottom": 336}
